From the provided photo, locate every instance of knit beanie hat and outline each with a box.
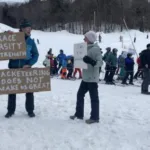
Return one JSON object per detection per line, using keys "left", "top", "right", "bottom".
{"left": 84, "top": 31, "right": 97, "bottom": 43}
{"left": 20, "top": 19, "right": 32, "bottom": 29}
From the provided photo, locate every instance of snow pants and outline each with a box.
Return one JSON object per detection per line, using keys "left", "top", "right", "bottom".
{"left": 75, "top": 81, "right": 99, "bottom": 121}
{"left": 122, "top": 70, "right": 134, "bottom": 84}
{"left": 7, "top": 93, "right": 34, "bottom": 114}
{"left": 142, "top": 69, "right": 150, "bottom": 92}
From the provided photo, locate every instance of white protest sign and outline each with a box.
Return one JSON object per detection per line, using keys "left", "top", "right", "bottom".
{"left": 74, "top": 42, "right": 87, "bottom": 69}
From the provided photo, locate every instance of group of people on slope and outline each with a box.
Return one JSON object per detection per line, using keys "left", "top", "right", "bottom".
{"left": 3, "top": 18, "right": 150, "bottom": 125}
{"left": 102, "top": 47, "right": 135, "bottom": 85}
{"left": 43, "top": 49, "right": 82, "bottom": 79}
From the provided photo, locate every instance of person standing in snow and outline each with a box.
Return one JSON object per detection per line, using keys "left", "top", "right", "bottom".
{"left": 43, "top": 54, "right": 50, "bottom": 68}
{"left": 5, "top": 19, "right": 39, "bottom": 118}
{"left": 73, "top": 68, "right": 82, "bottom": 79}
{"left": 70, "top": 31, "right": 103, "bottom": 124}
{"left": 140, "top": 44, "right": 150, "bottom": 94}
{"left": 117, "top": 52, "right": 126, "bottom": 80}
{"left": 53, "top": 56, "right": 58, "bottom": 75}
{"left": 48, "top": 48, "right": 53, "bottom": 56}
{"left": 134, "top": 53, "right": 143, "bottom": 79}
{"left": 66, "top": 56, "right": 74, "bottom": 79}
{"left": 103, "top": 47, "right": 111, "bottom": 81}
{"left": 61, "top": 57, "right": 67, "bottom": 79}
{"left": 105, "top": 48, "right": 118, "bottom": 84}
{"left": 37, "top": 39, "right": 40, "bottom": 44}
{"left": 122, "top": 53, "right": 134, "bottom": 85}
{"left": 99, "top": 34, "right": 102, "bottom": 43}
{"left": 49, "top": 54, "right": 56, "bottom": 76}
{"left": 99, "top": 49, "right": 103, "bottom": 81}
{"left": 57, "top": 49, "right": 66, "bottom": 74}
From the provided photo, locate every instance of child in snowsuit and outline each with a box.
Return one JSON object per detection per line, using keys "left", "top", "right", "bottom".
{"left": 61, "top": 58, "right": 67, "bottom": 79}
{"left": 67, "top": 56, "right": 74, "bottom": 79}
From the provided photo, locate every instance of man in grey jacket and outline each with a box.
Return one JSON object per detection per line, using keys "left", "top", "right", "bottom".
{"left": 70, "top": 31, "right": 103, "bottom": 124}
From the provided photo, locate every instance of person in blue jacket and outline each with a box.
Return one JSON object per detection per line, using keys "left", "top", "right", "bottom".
{"left": 61, "top": 57, "right": 68, "bottom": 79}
{"left": 5, "top": 19, "right": 39, "bottom": 118}
{"left": 122, "top": 53, "right": 134, "bottom": 85}
{"left": 57, "top": 49, "right": 66, "bottom": 74}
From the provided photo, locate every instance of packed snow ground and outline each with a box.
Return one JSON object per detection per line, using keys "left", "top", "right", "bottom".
{"left": 0, "top": 23, "right": 150, "bottom": 150}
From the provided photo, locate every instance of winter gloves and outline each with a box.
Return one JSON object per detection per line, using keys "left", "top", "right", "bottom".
{"left": 83, "top": 56, "right": 97, "bottom": 67}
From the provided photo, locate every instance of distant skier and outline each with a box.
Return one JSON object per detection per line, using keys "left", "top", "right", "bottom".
{"left": 122, "top": 53, "right": 134, "bottom": 85}
{"left": 57, "top": 49, "right": 66, "bottom": 74}
{"left": 37, "top": 39, "right": 40, "bottom": 44}
{"left": 103, "top": 47, "right": 111, "bottom": 81}
{"left": 134, "top": 37, "right": 136, "bottom": 43}
{"left": 66, "top": 56, "right": 74, "bottom": 79}
{"left": 105, "top": 48, "right": 118, "bottom": 84}
{"left": 134, "top": 53, "right": 143, "bottom": 79}
{"left": 99, "top": 34, "right": 102, "bottom": 43}
{"left": 61, "top": 57, "right": 67, "bottom": 79}
{"left": 117, "top": 52, "right": 126, "bottom": 80}
{"left": 119, "top": 35, "right": 123, "bottom": 42}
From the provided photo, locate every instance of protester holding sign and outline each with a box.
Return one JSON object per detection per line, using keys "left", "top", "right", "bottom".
{"left": 5, "top": 19, "right": 39, "bottom": 118}
{"left": 70, "top": 31, "right": 103, "bottom": 124}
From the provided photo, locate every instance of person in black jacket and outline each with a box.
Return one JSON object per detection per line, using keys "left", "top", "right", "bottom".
{"left": 140, "top": 44, "right": 150, "bottom": 94}
{"left": 103, "top": 47, "right": 111, "bottom": 81}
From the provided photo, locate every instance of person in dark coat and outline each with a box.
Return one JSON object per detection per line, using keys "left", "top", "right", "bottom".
{"left": 37, "top": 39, "right": 40, "bottom": 44}
{"left": 140, "top": 44, "right": 150, "bottom": 94}
{"left": 53, "top": 56, "right": 58, "bottom": 75}
{"left": 105, "top": 48, "right": 118, "bottom": 84}
{"left": 5, "top": 19, "right": 39, "bottom": 118}
{"left": 99, "top": 48, "right": 103, "bottom": 81}
{"left": 103, "top": 47, "right": 111, "bottom": 81}
{"left": 70, "top": 31, "right": 103, "bottom": 124}
{"left": 67, "top": 56, "right": 74, "bottom": 79}
{"left": 122, "top": 53, "right": 134, "bottom": 85}
{"left": 48, "top": 48, "right": 53, "bottom": 56}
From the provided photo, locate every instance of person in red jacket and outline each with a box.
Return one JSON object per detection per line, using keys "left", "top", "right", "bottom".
{"left": 73, "top": 68, "right": 82, "bottom": 79}
{"left": 134, "top": 53, "right": 143, "bottom": 79}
